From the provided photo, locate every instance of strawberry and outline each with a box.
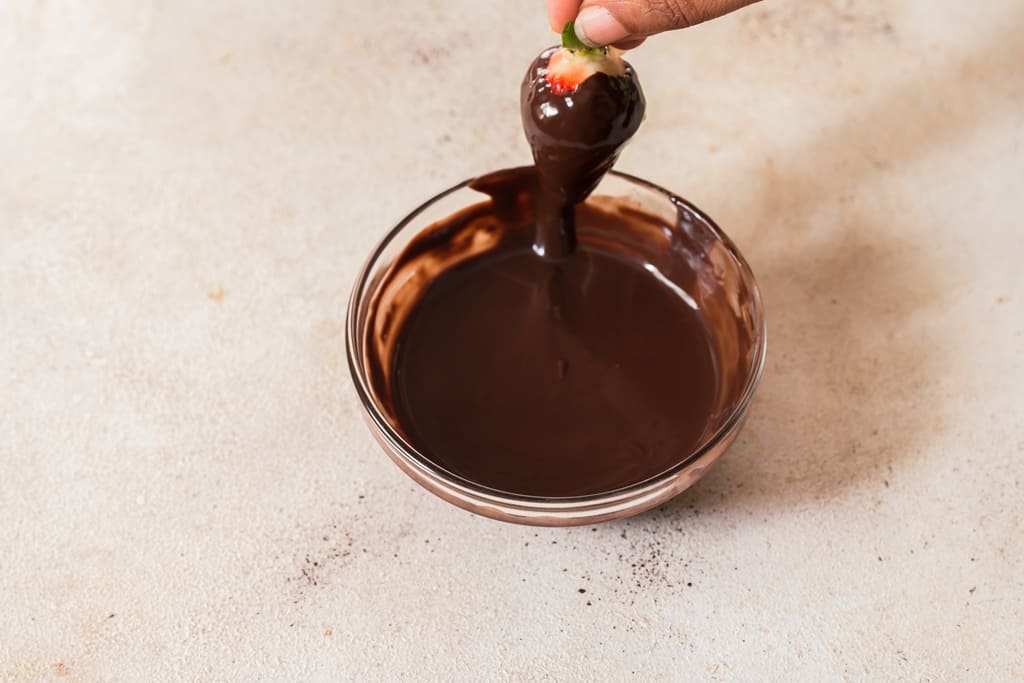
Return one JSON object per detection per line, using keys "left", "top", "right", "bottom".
{"left": 544, "top": 23, "right": 627, "bottom": 95}
{"left": 521, "top": 21, "right": 646, "bottom": 258}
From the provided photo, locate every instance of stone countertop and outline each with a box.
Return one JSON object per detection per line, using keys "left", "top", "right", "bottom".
{"left": 2, "top": 0, "right": 1021, "bottom": 679}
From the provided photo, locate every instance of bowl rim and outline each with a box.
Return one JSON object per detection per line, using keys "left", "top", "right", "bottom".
{"left": 345, "top": 168, "right": 768, "bottom": 509}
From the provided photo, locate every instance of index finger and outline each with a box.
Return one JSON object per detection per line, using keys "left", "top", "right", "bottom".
{"left": 548, "top": 0, "right": 582, "bottom": 32}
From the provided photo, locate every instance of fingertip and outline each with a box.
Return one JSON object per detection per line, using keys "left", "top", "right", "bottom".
{"left": 575, "top": 7, "right": 630, "bottom": 48}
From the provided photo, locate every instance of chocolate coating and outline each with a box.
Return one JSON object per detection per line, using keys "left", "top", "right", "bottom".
{"left": 521, "top": 47, "right": 646, "bottom": 258}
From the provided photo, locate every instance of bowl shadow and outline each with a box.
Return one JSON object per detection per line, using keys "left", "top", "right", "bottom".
{"left": 633, "top": 15, "right": 1022, "bottom": 519}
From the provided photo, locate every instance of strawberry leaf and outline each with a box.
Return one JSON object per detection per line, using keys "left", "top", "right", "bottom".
{"left": 561, "top": 21, "right": 606, "bottom": 57}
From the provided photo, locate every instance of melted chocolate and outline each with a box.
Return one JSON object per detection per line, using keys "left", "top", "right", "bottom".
{"left": 390, "top": 225, "right": 716, "bottom": 497}
{"left": 521, "top": 47, "right": 645, "bottom": 258}
{"left": 361, "top": 50, "right": 750, "bottom": 499}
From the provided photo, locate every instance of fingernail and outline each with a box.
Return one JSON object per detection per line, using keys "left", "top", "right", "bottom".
{"left": 575, "top": 7, "right": 629, "bottom": 47}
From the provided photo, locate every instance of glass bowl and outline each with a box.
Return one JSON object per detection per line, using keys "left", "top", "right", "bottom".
{"left": 346, "top": 169, "right": 766, "bottom": 526}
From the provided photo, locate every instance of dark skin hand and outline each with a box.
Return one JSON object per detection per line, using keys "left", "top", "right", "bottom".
{"left": 548, "top": 0, "right": 761, "bottom": 48}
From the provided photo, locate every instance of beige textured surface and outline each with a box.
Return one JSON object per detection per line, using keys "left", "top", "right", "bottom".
{"left": 2, "top": 0, "right": 1022, "bottom": 680}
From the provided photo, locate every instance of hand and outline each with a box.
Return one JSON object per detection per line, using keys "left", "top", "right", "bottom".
{"left": 548, "top": 0, "right": 760, "bottom": 48}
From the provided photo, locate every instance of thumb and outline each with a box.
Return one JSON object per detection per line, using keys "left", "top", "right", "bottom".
{"left": 575, "top": 0, "right": 758, "bottom": 47}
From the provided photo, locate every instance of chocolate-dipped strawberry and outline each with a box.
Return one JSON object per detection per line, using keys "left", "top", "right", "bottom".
{"left": 521, "top": 23, "right": 646, "bottom": 258}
